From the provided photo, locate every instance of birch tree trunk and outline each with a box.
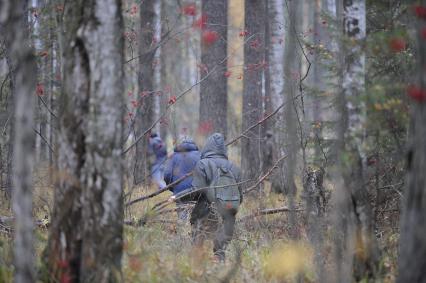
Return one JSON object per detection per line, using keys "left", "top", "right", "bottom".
{"left": 268, "top": 0, "right": 284, "bottom": 111}
{"left": 330, "top": 1, "right": 352, "bottom": 282}
{"left": 340, "top": 0, "right": 378, "bottom": 279}
{"left": 134, "top": 0, "right": 155, "bottom": 185}
{"left": 0, "top": 0, "right": 37, "bottom": 282}
{"left": 199, "top": 0, "right": 228, "bottom": 137}
{"left": 397, "top": 2, "right": 426, "bottom": 281}
{"left": 241, "top": 0, "right": 264, "bottom": 183}
{"left": 79, "top": 0, "right": 124, "bottom": 279}
{"left": 268, "top": 0, "right": 286, "bottom": 193}
{"left": 45, "top": 1, "right": 124, "bottom": 282}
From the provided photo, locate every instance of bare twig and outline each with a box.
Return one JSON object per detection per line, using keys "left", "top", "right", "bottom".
{"left": 2, "top": 114, "right": 11, "bottom": 136}
{"left": 122, "top": 34, "right": 256, "bottom": 155}
{"left": 124, "top": 27, "right": 185, "bottom": 65}
{"left": 38, "top": 95, "right": 57, "bottom": 119}
{"left": 125, "top": 91, "right": 287, "bottom": 206}
{"left": 0, "top": 71, "right": 11, "bottom": 102}
{"left": 244, "top": 154, "right": 287, "bottom": 194}
{"left": 122, "top": 69, "right": 214, "bottom": 155}
{"left": 0, "top": 216, "right": 49, "bottom": 229}
{"left": 33, "top": 128, "right": 55, "bottom": 153}
{"left": 124, "top": 219, "right": 176, "bottom": 226}
{"left": 226, "top": 95, "right": 301, "bottom": 146}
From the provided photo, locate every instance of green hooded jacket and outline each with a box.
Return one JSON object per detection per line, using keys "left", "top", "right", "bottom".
{"left": 191, "top": 133, "right": 243, "bottom": 202}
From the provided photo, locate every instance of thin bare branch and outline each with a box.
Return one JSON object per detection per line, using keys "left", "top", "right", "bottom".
{"left": 122, "top": 34, "right": 257, "bottom": 155}
{"left": 244, "top": 154, "right": 287, "bottom": 194}
{"left": 239, "top": 206, "right": 303, "bottom": 221}
{"left": 38, "top": 95, "right": 57, "bottom": 119}
{"left": 125, "top": 172, "right": 193, "bottom": 206}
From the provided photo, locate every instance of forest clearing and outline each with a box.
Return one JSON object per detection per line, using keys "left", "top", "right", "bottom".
{"left": 0, "top": 0, "right": 425, "bottom": 282}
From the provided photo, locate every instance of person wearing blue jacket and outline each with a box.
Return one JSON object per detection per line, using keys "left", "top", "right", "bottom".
{"left": 164, "top": 136, "right": 200, "bottom": 219}
{"left": 149, "top": 133, "right": 167, "bottom": 190}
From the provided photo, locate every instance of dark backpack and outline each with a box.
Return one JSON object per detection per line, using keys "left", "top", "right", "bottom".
{"left": 206, "top": 165, "right": 241, "bottom": 211}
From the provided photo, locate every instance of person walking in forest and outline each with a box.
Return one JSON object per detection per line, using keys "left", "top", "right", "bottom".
{"left": 164, "top": 136, "right": 200, "bottom": 220}
{"left": 189, "top": 133, "right": 243, "bottom": 261}
{"left": 149, "top": 133, "right": 167, "bottom": 189}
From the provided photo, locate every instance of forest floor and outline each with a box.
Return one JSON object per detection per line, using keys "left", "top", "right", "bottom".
{"left": 0, "top": 166, "right": 399, "bottom": 283}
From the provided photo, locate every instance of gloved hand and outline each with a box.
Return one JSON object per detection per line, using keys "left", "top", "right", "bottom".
{"left": 168, "top": 195, "right": 176, "bottom": 203}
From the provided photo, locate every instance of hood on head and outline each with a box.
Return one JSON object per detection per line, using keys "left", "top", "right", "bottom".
{"left": 174, "top": 136, "right": 198, "bottom": 152}
{"left": 201, "top": 133, "right": 227, "bottom": 158}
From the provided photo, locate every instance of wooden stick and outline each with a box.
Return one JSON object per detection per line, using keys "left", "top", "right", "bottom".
{"left": 125, "top": 172, "right": 193, "bottom": 206}
{"left": 239, "top": 206, "right": 303, "bottom": 221}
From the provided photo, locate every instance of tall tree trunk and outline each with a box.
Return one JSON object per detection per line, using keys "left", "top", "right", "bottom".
{"left": 41, "top": 0, "right": 54, "bottom": 164}
{"left": 159, "top": 0, "right": 168, "bottom": 141}
{"left": 153, "top": 0, "right": 162, "bottom": 137}
{"left": 0, "top": 23, "right": 17, "bottom": 202}
{"left": 312, "top": 0, "right": 324, "bottom": 164}
{"left": 160, "top": 0, "right": 182, "bottom": 141}
{"left": 331, "top": 3, "right": 353, "bottom": 282}
{"left": 397, "top": 2, "right": 426, "bottom": 281}
{"left": 4, "top": 49, "right": 14, "bottom": 201}
{"left": 38, "top": 0, "right": 49, "bottom": 164}
{"left": 340, "top": 0, "right": 378, "bottom": 279}
{"left": 241, "top": 0, "right": 264, "bottom": 183}
{"left": 1, "top": 0, "right": 37, "bottom": 282}
{"left": 45, "top": 1, "right": 124, "bottom": 282}
{"left": 261, "top": 0, "right": 272, "bottom": 175}
{"left": 199, "top": 0, "right": 228, "bottom": 137}
{"left": 263, "top": 0, "right": 271, "bottom": 135}
{"left": 303, "top": 166, "right": 326, "bottom": 282}
{"left": 267, "top": 0, "right": 285, "bottom": 193}
{"left": 79, "top": 1, "right": 124, "bottom": 279}
{"left": 268, "top": 0, "right": 284, "bottom": 110}
{"left": 134, "top": 0, "right": 155, "bottom": 185}
{"left": 282, "top": 0, "right": 299, "bottom": 197}
{"left": 47, "top": 2, "right": 56, "bottom": 167}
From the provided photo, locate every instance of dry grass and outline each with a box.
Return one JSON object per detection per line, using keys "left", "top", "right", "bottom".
{"left": 0, "top": 167, "right": 398, "bottom": 282}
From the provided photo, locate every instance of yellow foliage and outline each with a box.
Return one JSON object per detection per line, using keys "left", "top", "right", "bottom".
{"left": 263, "top": 242, "right": 314, "bottom": 280}
{"left": 373, "top": 98, "right": 402, "bottom": 111}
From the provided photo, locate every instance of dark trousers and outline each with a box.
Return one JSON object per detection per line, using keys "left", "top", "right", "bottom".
{"left": 190, "top": 199, "right": 237, "bottom": 260}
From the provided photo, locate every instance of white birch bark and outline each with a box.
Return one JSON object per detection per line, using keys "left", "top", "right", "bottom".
{"left": 79, "top": 1, "right": 124, "bottom": 281}
{"left": 339, "top": 0, "right": 378, "bottom": 280}
{"left": 269, "top": 0, "right": 285, "bottom": 154}
{"left": 343, "top": 0, "right": 366, "bottom": 147}
{"left": 46, "top": 1, "right": 124, "bottom": 282}
{"left": 266, "top": 0, "right": 285, "bottom": 109}
{"left": 326, "top": 0, "right": 336, "bottom": 16}
{"left": 269, "top": 0, "right": 284, "bottom": 115}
